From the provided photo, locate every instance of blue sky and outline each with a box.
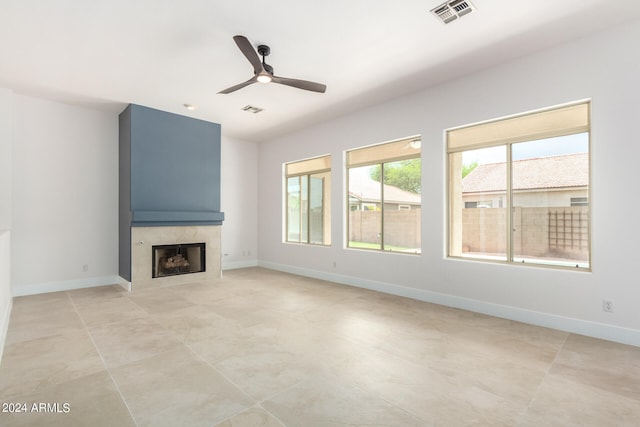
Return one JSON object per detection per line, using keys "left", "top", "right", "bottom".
{"left": 462, "top": 132, "right": 589, "bottom": 165}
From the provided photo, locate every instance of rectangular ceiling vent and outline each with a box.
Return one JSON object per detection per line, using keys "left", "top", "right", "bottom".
{"left": 431, "top": 0, "right": 475, "bottom": 24}
{"left": 241, "top": 105, "right": 264, "bottom": 114}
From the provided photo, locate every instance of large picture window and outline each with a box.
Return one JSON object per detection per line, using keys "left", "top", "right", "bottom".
{"left": 346, "top": 136, "right": 421, "bottom": 254}
{"left": 447, "top": 101, "right": 590, "bottom": 269}
{"left": 285, "top": 155, "right": 331, "bottom": 245}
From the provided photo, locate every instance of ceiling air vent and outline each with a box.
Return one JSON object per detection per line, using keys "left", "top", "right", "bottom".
{"left": 431, "top": 0, "right": 475, "bottom": 24}
{"left": 241, "top": 105, "right": 264, "bottom": 114}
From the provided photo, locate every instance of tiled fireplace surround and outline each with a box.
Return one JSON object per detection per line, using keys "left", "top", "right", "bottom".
{"left": 130, "top": 225, "right": 221, "bottom": 290}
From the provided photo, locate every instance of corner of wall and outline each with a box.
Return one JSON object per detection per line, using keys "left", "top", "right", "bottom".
{"left": 220, "top": 135, "right": 259, "bottom": 271}
{"left": 0, "top": 231, "right": 12, "bottom": 365}
{"left": 0, "top": 88, "right": 13, "bottom": 364}
{"left": 0, "top": 296, "right": 12, "bottom": 365}
{"left": 222, "top": 259, "right": 259, "bottom": 271}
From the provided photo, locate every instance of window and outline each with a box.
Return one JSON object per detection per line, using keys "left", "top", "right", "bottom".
{"left": 448, "top": 101, "right": 590, "bottom": 269}
{"left": 465, "top": 201, "right": 493, "bottom": 208}
{"left": 346, "top": 136, "right": 421, "bottom": 254}
{"left": 571, "top": 197, "right": 588, "bottom": 206}
{"left": 285, "top": 155, "right": 331, "bottom": 245}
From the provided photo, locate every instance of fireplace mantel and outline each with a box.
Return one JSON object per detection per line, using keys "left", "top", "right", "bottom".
{"left": 131, "top": 210, "right": 224, "bottom": 226}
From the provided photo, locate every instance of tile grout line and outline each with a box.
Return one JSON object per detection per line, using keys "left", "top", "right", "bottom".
{"left": 518, "top": 330, "right": 571, "bottom": 423}
{"left": 171, "top": 337, "right": 260, "bottom": 424}
{"left": 66, "top": 290, "right": 141, "bottom": 427}
{"left": 222, "top": 292, "right": 410, "bottom": 425}
{"left": 256, "top": 403, "right": 288, "bottom": 427}
{"left": 167, "top": 276, "right": 352, "bottom": 426}
{"left": 122, "top": 279, "right": 285, "bottom": 425}
{"left": 149, "top": 301, "right": 265, "bottom": 426}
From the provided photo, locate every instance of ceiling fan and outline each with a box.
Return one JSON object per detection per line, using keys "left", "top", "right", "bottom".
{"left": 218, "top": 35, "right": 326, "bottom": 94}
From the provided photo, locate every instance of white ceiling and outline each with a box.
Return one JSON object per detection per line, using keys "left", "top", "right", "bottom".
{"left": 1, "top": 0, "right": 639, "bottom": 142}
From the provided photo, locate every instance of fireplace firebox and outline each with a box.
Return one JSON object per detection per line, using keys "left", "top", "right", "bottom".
{"left": 152, "top": 243, "right": 205, "bottom": 278}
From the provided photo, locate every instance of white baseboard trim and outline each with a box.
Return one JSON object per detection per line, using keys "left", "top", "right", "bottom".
{"left": 258, "top": 261, "right": 640, "bottom": 348}
{"left": 12, "top": 275, "right": 129, "bottom": 297}
{"left": 222, "top": 259, "right": 259, "bottom": 271}
{"left": 0, "top": 297, "right": 12, "bottom": 364}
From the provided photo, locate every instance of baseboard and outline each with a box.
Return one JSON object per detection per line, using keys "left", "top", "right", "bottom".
{"left": 12, "top": 275, "right": 129, "bottom": 297}
{"left": 120, "top": 281, "right": 132, "bottom": 292}
{"left": 0, "top": 297, "right": 13, "bottom": 364}
{"left": 258, "top": 260, "right": 640, "bottom": 348}
{"left": 222, "top": 259, "right": 259, "bottom": 271}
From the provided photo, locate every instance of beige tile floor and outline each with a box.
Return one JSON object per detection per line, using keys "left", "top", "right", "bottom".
{"left": 1, "top": 267, "right": 639, "bottom": 426}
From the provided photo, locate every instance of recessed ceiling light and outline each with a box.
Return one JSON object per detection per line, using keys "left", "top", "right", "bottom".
{"left": 183, "top": 104, "right": 197, "bottom": 111}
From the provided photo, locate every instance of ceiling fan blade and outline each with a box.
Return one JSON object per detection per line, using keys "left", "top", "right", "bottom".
{"left": 233, "top": 35, "right": 264, "bottom": 75}
{"left": 218, "top": 76, "right": 258, "bottom": 94}
{"left": 271, "top": 75, "right": 326, "bottom": 93}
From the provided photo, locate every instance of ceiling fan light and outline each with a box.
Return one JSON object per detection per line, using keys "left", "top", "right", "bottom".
{"left": 257, "top": 73, "right": 272, "bottom": 83}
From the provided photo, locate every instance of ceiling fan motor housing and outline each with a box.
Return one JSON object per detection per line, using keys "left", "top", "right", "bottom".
{"left": 257, "top": 45, "right": 274, "bottom": 74}
{"left": 257, "top": 45, "right": 270, "bottom": 57}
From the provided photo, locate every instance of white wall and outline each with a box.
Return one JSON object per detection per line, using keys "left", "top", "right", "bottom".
{"left": 0, "top": 231, "right": 10, "bottom": 362}
{"left": 11, "top": 95, "right": 121, "bottom": 296}
{"left": 0, "top": 88, "right": 13, "bottom": 362}
{"left": 0, "top": 89, "right": 12, "bottom": 230}
{"left": 220, "top": 135, "right": 258, "bottom": 270}
{"left": 257, "top": 19, "right": 640, "bottom": 346}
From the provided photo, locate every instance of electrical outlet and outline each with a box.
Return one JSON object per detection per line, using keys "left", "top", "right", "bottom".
{"left": 82, "top": 264, "right": 89, "bottom": 273}
{"left": 602, "top": 299, "right": 614, "bottom": 313}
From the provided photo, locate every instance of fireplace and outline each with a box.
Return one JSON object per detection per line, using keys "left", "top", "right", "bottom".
{"left": 130, "top": 225, "right": 221, "bottom": 290}
{"left": 119, "top": 104, "right": 224, "bottom": 289}
{"left": 152, "top": 242, "right": 205, "bottom": 278}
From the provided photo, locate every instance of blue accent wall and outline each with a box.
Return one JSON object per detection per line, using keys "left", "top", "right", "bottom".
{"left": 129, "top": 105, "right": 222, "bottom": 214}
{"left": 118, "top": 104, "right": 224, "bottom": 281}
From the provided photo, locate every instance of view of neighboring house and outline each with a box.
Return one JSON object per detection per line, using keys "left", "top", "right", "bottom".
{"left": 348, "top": 170, "right": 421, "bottom": 211}
{"left": 462, "top": 153, "right": 589, "bottom": 208}
{"left": 460, "top": 152, "right": 589, "bottom": 262}
{"left": 347, "top": 170, "right": 421, "bottom": 252}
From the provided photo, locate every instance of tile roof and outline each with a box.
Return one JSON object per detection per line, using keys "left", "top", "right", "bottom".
{"left": 462, "top": 153, "right": 588, "bottom": 193}
{"left": 349, "top": 170, "right": 421, "bottom": 204}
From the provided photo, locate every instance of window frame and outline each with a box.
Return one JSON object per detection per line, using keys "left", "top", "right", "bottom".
{"left": 346, "top": 136, "right": 422, "bottom": 254}
{"left": 446, "top": 100, "right": 591, "bottom": 270}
